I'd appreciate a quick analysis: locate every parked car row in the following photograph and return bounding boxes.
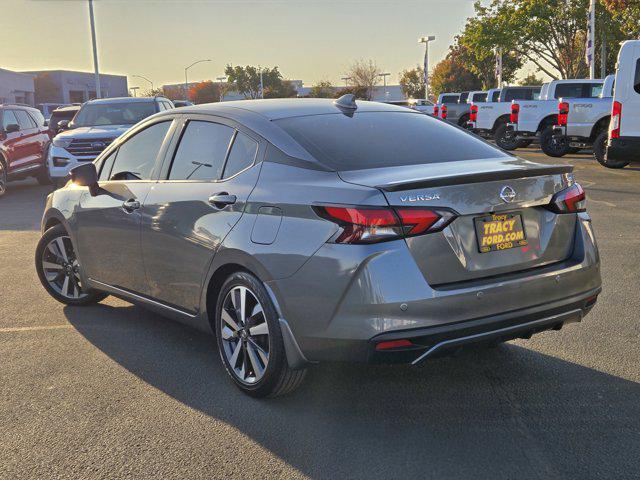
[0,96,176,197]
[434,40,640,169]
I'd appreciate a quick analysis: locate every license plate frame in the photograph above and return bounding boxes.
[474,212,528,253]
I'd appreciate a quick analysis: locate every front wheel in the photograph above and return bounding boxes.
[494,123,520,151]
[35,224,108,305]
[593,131,629,169]
[0,159,7,198]
[540,126,569,157]
[215,271,306,398]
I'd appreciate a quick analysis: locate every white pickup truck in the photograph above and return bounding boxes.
[604,40,640,168]
[506,79,604,152]
[433,92,460,118]
[546,75,615,158]
[467,86,541,149]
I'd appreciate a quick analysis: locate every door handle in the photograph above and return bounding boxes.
[208,193,237,208]
[122,199,141,212]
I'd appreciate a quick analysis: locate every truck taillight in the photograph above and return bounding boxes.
[441,105,447,119]
[470,104,478,122]
[545,184,586,214]
[610,101,622,139]
[433,105,439,116]
[510,103,520,123]
[558,101,569,126]
[313,205,457,244]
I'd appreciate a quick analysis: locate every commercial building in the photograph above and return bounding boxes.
[24,70,128,104]
[0,68,35,105]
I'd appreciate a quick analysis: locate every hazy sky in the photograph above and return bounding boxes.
[3,0,487,89]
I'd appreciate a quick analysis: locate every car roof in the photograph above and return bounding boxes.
[84,97,160,105]
[165,98,416,121]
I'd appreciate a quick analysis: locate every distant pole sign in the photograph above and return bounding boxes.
[586,0,596,79]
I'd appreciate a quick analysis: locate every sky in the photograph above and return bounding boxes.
[3,0,490,90]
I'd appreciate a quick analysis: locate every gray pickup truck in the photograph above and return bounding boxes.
[439,91,487,126]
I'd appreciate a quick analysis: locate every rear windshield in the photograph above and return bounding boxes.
[490,90,501,102]
[503,88,541,102]
[472,93,487,102]
[276,112,508,171]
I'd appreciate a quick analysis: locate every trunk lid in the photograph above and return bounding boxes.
[339,159,577,285]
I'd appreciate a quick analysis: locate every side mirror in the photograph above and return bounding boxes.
[57,120,70,130]
[5,123,20,134]
[70,163,100,196]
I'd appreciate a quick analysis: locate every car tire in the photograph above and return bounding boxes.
[540,126,569,157]
[215,271,306,398]
[35,224,108,305]
[0,157,7,198]
[494,123,520,150]
[593,131,629,169]
[458,114,470,127]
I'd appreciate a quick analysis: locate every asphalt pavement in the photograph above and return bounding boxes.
[1,150,638,479]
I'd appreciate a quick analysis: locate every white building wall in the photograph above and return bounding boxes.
[0,68,35,105]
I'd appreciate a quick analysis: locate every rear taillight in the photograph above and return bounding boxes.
[470,104,478,122]
[610,100,622,139]
[433,105,439,116]
[546,183,586,214]
[558,101,569,126]
[510,103,520,123]
[441,105,448,119]
[314,205,457,244]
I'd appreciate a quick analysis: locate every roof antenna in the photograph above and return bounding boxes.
[333,94,358,111]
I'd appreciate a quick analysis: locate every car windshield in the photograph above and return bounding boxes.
[72,102,156,127]
[276,111,508,171]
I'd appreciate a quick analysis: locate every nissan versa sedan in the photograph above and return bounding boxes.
[35,96,602,397]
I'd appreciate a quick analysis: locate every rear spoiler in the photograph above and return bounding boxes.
[377,164,573,192]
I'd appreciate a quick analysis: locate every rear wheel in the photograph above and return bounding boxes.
[35,224,107,305]
[594,131,629,168]
[540,126,569,157]
[0,158,7,198]
[494,123,520,150]
[215,271,306,398]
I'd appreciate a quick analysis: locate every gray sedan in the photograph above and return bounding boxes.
[35,96,602,397]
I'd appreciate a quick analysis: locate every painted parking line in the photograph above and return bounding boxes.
[0,324,74,333]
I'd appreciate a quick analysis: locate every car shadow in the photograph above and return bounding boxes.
[63,303,639,479]
[0,179,53,232]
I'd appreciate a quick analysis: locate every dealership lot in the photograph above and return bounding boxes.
[1,150,638,479]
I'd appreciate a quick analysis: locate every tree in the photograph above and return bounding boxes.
[308,80,335,98]
[430,46,483,97]
[142,87,164,98]
[344,59,380,100]
[399,66,425,99]
[162,85,185,101]
[189,81,221,104]
[603,0,640,38]
[334,85,369,100]
[519,73,545,85]
[223,65,284,99]
[264,80,298,99]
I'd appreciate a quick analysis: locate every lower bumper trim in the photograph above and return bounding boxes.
[410,309,581,365]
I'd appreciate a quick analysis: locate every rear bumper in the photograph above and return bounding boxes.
[607,136,640,162]
[369,290,598,364]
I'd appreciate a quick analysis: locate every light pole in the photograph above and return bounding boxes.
[419,36,436,100]
[184,59,212,101]
[216,76,227,102]
[129,86,140,97]
[132,74,153,93]
[257,66,264,99]
[341,76,352,87]
[88,0,101,98]
[378,72,390,100]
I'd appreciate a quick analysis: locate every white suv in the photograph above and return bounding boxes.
[48,97,174,183]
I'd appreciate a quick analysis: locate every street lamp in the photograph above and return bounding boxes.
[341,76,352,87]
[88,0,101,99]
[419,35,436,100]
[216,76,227,102]
[129,86,140,97]
[184,59,212,101]
[132,74,153,93]
[378,72,390,100]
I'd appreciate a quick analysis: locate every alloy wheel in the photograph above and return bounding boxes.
[0,161,6,196]
[220,286,270,384]
[41,235,87,300]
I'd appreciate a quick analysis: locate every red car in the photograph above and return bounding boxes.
[0,104,51,197]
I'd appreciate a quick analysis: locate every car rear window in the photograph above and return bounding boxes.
[472,93,487,102]
[276,112,508,171]
[491,90,501,102]
[503,88,541,102]
[441,95,459,104]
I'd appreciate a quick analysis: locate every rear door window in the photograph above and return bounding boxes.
[458,92,469,103]
[634,59,640,94]
[491,90,501,102]
[108,121,172,180]
[2,110,19,130]
[276,111,508,171]
[168,120,234,181]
